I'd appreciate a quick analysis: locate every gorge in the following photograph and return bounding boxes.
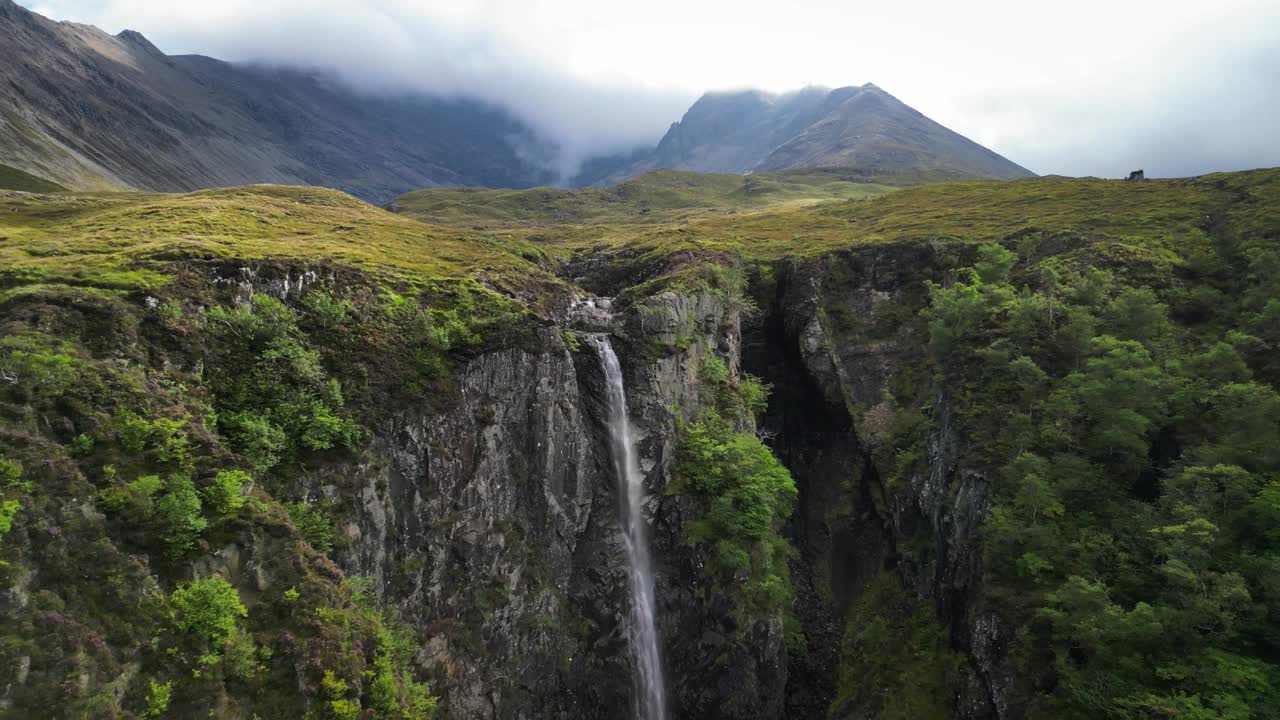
[1,169,1278,719]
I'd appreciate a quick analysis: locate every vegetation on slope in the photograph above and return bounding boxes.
[829,187,1280,717]
[0,185,566,305]
[673,354,795,612]
[922,241,1280,715]
[390,168,1278,311]
[0,184,558,718]
[0,163,65,193]
[390,168,896,228]
[0,281,443,717]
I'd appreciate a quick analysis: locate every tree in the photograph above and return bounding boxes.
[202,470,250,515]
[155,474,207,558]
[171,577,247,647]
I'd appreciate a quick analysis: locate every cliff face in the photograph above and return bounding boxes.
[279,279,789,718]
[747,246,1009,717]
[302,240,1019,719]
[0,246,1016,719]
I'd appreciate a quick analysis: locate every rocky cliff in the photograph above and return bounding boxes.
[4,169,1278,719]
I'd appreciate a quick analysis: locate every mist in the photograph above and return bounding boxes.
[24,0,1280,179]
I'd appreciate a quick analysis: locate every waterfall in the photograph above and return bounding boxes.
[589,334,668,720]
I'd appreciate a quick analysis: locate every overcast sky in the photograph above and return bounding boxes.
[23,0,1280,178]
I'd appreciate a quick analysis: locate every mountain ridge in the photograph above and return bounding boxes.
[575,83,1033,185]
[0,1,1031,203]
[0,0,556,201]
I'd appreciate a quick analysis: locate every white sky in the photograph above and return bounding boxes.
[23,0,1280,177]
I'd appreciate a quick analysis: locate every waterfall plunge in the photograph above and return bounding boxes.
[589,335,668,720]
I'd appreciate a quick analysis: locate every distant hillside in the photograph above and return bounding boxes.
[389,168,898,228]
[577,84,1033,185]
[0,162,65,192]
[0,0,555,202]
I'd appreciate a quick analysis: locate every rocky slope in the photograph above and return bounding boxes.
[1,169,1278,718]
[0,0,555,202]
[575,84,1034,185]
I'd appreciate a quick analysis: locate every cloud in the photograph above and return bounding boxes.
[944,6,1280,177]
[22,0,1280,179]
[27,0,700,177]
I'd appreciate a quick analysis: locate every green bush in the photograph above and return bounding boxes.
[114,414,190,465]
[738,375,771,418]
[206,295,360,473]
[143,680,171,719]
[0,499,18,545]
[0,334,80,399]
[116,414,153,454]
[171,577,247,647]
[202,470,250,515]
[97,473,164,518]
[0,458,22,488]
[285,501,335,553]
[302,290,353,329]
[674,411,796,609]
[154,474,207,559]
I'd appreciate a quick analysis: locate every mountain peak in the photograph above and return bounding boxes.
[115,29,162,55]
[580,83,1033,184]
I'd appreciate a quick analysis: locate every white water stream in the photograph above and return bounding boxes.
[589,334,668,720]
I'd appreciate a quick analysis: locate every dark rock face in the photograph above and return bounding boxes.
[179,250,1017,719]
[272,285,787,718]
[740,245,1018,720]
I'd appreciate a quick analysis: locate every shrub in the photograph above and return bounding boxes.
[738,375,771,418]
[98,474,164,518]
[285,501,335,553]
[302,290,352,329]
[155,474,207,559]
[0,499,18,544]
[116,414,153,454]
[143,680,171,719]
[0,334,80,399]
[224,412,288,473]
[0,458,21,488]
[171,577,247,647]
[114,414,190,465]
[157,300,183,330]
[202,470,250,515]
[674,412,796,609]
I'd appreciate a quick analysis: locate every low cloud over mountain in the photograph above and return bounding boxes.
[17,0,1280,179]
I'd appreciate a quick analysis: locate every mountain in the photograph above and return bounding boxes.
[575,83,1034,185]
[0,0,555,202]
[0,2,1030,202]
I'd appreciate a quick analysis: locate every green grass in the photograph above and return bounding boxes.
[0,184,565,301]
[1,168,1276,308]
[0,163,66,193]
[395,168,1280,271]
[390,168,896,228]
[671,172,1228,260]
[426,168,1275,299]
